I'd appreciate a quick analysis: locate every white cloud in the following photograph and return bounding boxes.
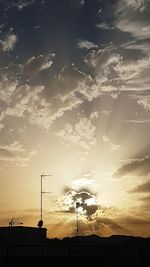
[114,57,150,82]
[0,34,17,52]
[16,1,32,10]
[118,0,146,12]
[69,45,150,104]
[0,77,18,104]
[122,42,150,56]
[77,39,98,50]
[95,23,114,30]
[90,111,99,120]
[116,19,150,40]
[39,61,53,71]
[56,117,96,158]
[0,76,84,131]
[0,141,25,152]
[5,85,45,118]
[102,110,111,116]
[136,96,150,111]
[103,135,121,151]
[9,0,35,11]
[80,0,85,6]
[114,0,149,40]
[123,119,150,123]
[0,141,37,167]
[24,53,55,75]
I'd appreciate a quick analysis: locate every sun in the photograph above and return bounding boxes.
[57,187,99,218]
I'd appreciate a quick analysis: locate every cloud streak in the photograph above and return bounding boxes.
[114,155,150,178]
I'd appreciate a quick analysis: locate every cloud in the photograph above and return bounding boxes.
[90,111,99,120]
[114,0,150,40]
[102,135,121,151]
[95,22,114,30]
[0,34,17,52]
[0,141,37,167]
[136,95,150,111]
[114,57,150,83]
[24,53,55,76]
[84,45,150,94]
[70,0,85,8]
[129,180,150,193]
[56,117,96,158]
[122,41,150,56]
[0,83,53,130]
[0,77,18,104]
[77,39,98,50]
[117,0,146,13]
[0,141,25,153]
[139,195,150,201]
[14,0,35,10]
[116,19,150,40]
[0,70,84,131]
[79,0,85,6]
[0,0,35,12]
[0,123,4,131]
[56,188,99,218]
[114,155,150,177]
[57,64,86,92]
[123,119,150,123]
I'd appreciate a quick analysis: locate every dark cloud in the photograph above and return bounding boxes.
[129,180,150,193]
[114,155,150,177]
[94,216,125,232]
[59,187,99,218]
[139,195,150,202]
[0,148,13,157]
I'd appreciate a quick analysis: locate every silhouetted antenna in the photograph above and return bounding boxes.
[38,174,52,228]
[9,218,23,227]
[37,220,43,228]
[76,201,82,237]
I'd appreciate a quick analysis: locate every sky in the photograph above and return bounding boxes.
[0,0,150,238]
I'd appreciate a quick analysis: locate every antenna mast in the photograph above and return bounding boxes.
[38,174,51,228]
[76,201,82,237]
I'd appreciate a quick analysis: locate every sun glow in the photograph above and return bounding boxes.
[57,187,99,217]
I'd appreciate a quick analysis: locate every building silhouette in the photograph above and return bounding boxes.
[0,226,149,266]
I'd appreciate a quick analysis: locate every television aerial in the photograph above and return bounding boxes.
[37,174,52,228]
[9,218,23,227]
[76,201,83,237]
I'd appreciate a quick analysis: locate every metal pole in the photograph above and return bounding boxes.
[77,209,79,237]
[41,175,43,221]
[40,174,51,223]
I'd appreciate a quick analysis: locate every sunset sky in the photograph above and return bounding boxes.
[0,0,150,238]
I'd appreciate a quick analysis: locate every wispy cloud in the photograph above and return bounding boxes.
[95,22,114,30]
[24,53,55,76]
[0,141,37,167]
[102,135,121,151]
[123,119,150,123]
[114,0,149,40]
[129,180,150,193]
[114,155,150,178]
[56,117,96,159]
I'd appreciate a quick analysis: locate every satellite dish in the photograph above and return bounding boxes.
[37,220,43,228]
